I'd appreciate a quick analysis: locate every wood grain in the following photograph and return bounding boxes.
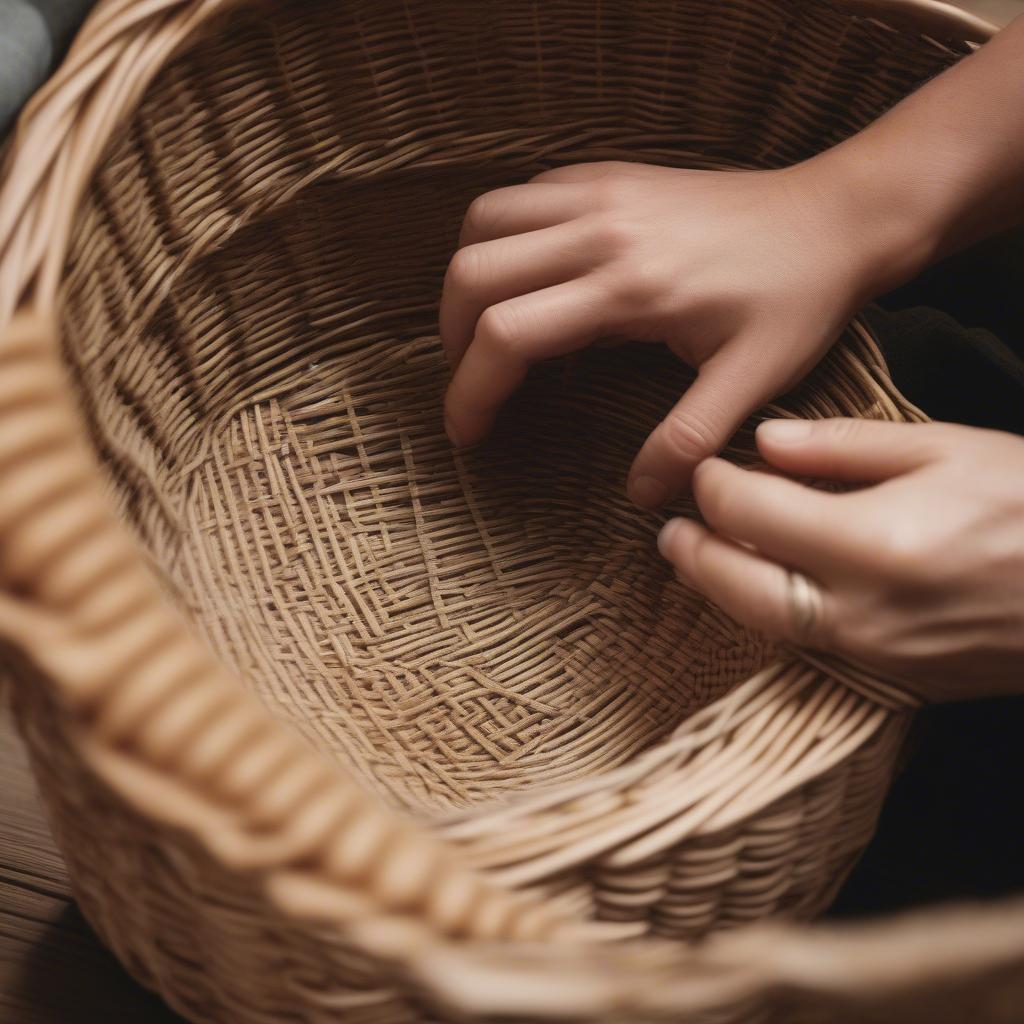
[0,701,183,1024]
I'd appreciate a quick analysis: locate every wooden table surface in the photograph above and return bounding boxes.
[0,702,184,1024]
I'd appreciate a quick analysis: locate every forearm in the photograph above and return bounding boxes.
[807,15,1024,298]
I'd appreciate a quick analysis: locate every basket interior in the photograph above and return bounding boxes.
[56,0,959,815]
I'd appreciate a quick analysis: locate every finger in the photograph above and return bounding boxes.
[691,457,857,574]
[756,418,945,483]
[440,222,598,368]
[626,355,767,508]
[459,183,591,246]
[657,516,835,646]
[444,278,611,447]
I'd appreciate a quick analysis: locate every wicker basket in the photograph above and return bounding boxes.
[2,0,1023,1021]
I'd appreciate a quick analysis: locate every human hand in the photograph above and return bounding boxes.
[657,418,1024,702]
[440,160,885,508]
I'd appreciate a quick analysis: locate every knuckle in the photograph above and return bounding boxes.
[834,596,906,662]
[447,244,485,291]
[692,461,728,515]
[868,529,957,599]
[531,165,576,184]
[837,616,880,662]
[592,214,638,254]
[477,303,524,357]
[872,523,933,577]
[613,259,670,309]
[662,411,718,464]
[463,194,496,235]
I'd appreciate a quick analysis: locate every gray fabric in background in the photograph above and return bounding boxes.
[0,0,97,135]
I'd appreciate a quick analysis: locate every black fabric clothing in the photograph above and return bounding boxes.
[863,303,1024,435]
[830,232,1024,918]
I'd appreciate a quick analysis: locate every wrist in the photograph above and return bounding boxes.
[790,141,952,303]
[782,16,1024,307]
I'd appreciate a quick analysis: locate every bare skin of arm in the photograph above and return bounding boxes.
[439,17,1024,700]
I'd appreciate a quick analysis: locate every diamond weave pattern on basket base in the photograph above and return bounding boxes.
[54,0,957,822]
[67,175,772,813]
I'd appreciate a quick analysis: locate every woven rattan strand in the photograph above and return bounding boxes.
[1,1,1023,1022]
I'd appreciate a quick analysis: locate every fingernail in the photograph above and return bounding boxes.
[445,414,464,448]
[758,419,812,444]
[657,517,684,558]
[629,474,670,509]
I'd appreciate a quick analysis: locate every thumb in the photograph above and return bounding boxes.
[627,358,765,508]
[756,417,943,483]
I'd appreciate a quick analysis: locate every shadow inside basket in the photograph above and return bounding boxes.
[62,168,784,816]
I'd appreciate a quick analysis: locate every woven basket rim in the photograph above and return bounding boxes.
[2,2,1021,1020]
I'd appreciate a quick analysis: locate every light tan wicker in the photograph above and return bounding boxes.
[1,0,1022,1021]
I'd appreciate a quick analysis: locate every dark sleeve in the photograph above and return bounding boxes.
[863,302,1024,436]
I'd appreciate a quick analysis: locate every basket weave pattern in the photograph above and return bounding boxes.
[53,0,941,929]
[4,1,1022,1022]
